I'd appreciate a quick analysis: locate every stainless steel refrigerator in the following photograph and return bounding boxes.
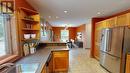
[100,27,130,73]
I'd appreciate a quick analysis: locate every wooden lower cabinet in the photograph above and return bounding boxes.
[41,50,69,73]
[53,51,69,72]
[126,54,130,73]
[94,45,100,60]
[48,54,53,73]
[42,66,47,73]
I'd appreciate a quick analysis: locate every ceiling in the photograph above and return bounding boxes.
[26,0,130,27]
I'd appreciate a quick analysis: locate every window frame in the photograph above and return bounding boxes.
[0,5,19,64]
[60,30,69,42]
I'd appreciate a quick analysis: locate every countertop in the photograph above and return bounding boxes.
[16,46,69,73]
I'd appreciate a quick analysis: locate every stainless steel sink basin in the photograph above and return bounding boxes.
[0,63,39,73]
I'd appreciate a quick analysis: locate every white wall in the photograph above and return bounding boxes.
[85,23,92,48]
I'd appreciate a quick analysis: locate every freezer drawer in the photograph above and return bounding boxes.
[100,51,121,73]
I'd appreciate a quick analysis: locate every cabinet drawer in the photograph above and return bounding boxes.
[53,51,68,57]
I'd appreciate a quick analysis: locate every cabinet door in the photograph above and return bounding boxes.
[48,55,53,73]
[127,13,130,27]
[126,55,130,73]
[106,17,117,28]
[95,28,101,43]
[102,20,107,28]
[97,21,107,29]
[117,14,129,27]
[94,45,100,60]
[53,51,69,72]
[94,23,101,60]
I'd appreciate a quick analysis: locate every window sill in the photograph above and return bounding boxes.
[0,55,20,64]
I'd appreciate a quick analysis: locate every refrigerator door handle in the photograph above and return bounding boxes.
[101,34,104,42]
[106,31,110,52]
[108,30,112,52]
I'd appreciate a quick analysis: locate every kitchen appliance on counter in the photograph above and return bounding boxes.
[100,27,130,73]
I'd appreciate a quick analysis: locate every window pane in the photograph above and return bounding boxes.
[0,15,6,56]
[0,4,18,58]
[61,30,69,42]
[0,14,13,57]
[61,30,69,36]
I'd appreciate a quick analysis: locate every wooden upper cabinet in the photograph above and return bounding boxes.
[95,22,100,30]
[96,20,106,29]
[127,13,130,27]
[96,13,130,29]
[117,13,130,27]
[95,23,101,43]
[101,20,107,28]
[106,17,117,28]
[126,54,130,73]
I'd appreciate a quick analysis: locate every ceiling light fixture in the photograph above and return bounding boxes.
[97,12,101,15]
[48,16,51,18]
[64,10,68,13]
[56,16,59,19]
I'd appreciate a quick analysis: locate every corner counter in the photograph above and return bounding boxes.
[16,46,69,73]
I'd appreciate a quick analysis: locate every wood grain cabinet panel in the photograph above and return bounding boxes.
[42,66,47,73]
[117,13,129,27]
[127,13,130,27]
[41,50,69,73]
[102,20,107,28]
[96,21,106,29]
[106,17,117,28]
[53,51,69,72]
[94,45,100,60]
[126,54,130,73]
[94,23,102,60]
[48,55,53,73]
